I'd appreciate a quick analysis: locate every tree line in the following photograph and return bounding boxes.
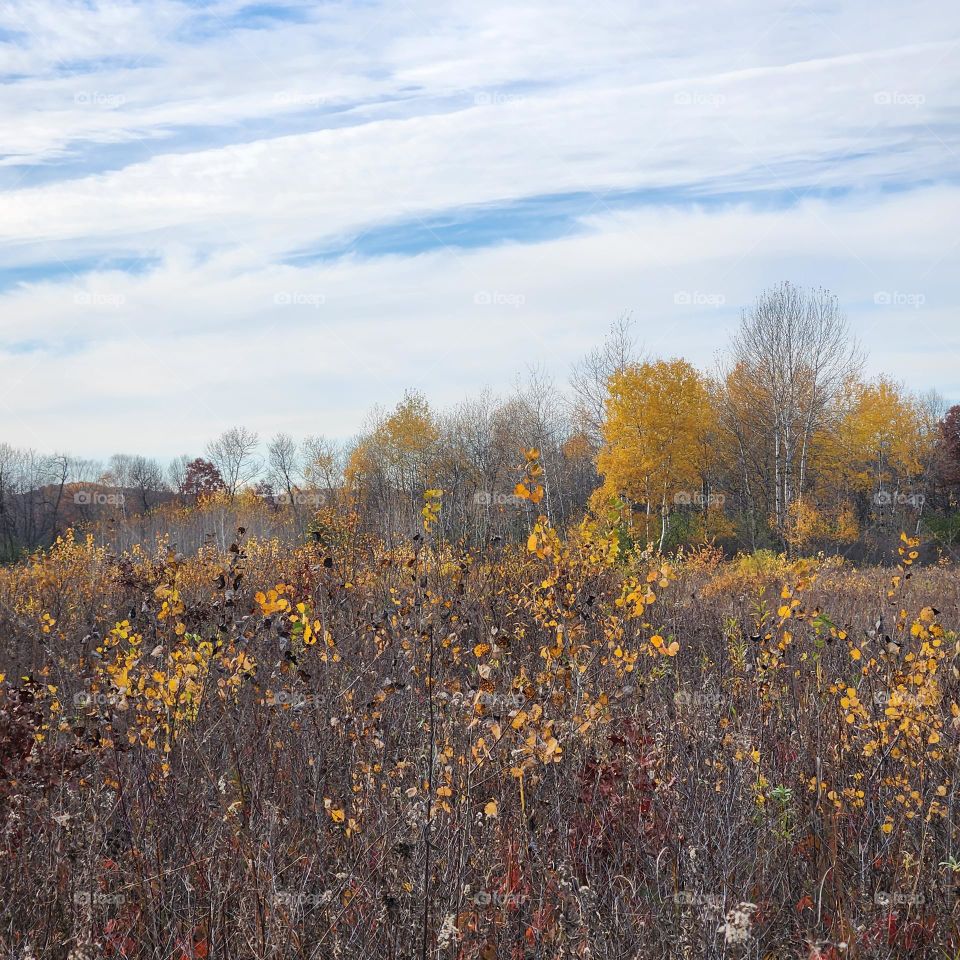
[1,282,958,560]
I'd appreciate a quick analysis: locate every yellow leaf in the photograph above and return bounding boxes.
[483,799,498,817]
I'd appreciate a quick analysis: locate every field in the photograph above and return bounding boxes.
[1,507,958,960]
[2,0,958,955]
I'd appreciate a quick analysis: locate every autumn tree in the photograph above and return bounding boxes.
[934,404,960,499]
[817,378,931,530]
[181,458,226,499]
[345,392,439,538]
[597,358,716,551]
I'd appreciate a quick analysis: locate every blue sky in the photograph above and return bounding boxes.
[0,0,958,458]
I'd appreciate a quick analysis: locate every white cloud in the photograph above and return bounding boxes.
[0,0,957,457]
[2,185,958,457]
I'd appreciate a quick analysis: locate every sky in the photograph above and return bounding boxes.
[0,0,958,460]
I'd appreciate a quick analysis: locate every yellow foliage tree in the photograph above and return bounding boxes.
[817,377,929,520]
[345,391,439,526]
[597,359,716,551]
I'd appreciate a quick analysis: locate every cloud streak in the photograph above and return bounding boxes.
[0,0,957,455]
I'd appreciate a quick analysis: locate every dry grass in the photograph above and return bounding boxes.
[0,517,958,959]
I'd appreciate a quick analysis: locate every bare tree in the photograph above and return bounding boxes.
[302,435,343,495]
[267,432,302,507]
[167,455,191,495]
[721,282,863,547]
[68,458,105,485]
[0,445,72,557]
[104,454,166,511]
[206,427,262,498]
[104,453,136,489]
[918,388,948,432]
[569,314,642,444]
[128,456,167,511]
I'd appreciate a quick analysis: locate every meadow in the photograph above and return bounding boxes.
[2,0,956,949]
[0,491,957,959]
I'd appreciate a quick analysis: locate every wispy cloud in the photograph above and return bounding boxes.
[1,0,958,455]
